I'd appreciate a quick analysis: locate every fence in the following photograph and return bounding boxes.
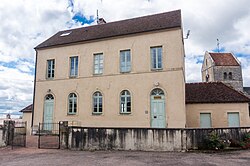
[0,121,26,148]
[59,126,250,151]
[38,123,60,149]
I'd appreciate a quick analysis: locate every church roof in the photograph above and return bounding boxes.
[209,52,240,66]
[19,104,33,113]
[35,10,181,49]
[186,82,250,104]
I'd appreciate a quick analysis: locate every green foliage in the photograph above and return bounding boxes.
[240,132,250,149]
[204,132,230,150]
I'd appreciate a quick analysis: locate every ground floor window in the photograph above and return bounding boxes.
[68,93,77,114]
[93,91,103,114]
[120,90,131,113]
[200,113,211,128]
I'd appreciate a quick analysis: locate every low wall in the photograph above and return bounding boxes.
[60,126,250,151]
[66,128,185,151]
[0,126,6,147]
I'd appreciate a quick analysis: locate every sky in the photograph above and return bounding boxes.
[0,0,250,118]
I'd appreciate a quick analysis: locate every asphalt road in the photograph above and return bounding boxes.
[0,146,250,166]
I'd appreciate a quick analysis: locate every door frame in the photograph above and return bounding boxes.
[43,94,55,130]
[150,88,166,128]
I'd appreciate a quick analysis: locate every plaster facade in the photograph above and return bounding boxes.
[33,29,186,128]
[186,103,250,128]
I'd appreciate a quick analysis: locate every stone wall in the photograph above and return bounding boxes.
[60,126,250,151]
[213,66,243,91]
[0,126,6,147]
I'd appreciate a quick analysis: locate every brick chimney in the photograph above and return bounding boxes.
[98,18,106,25]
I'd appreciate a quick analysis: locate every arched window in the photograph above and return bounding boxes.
[45,94,54,100]
[224,72,227,80]
[68,93,77,114]
[206,74,209,82]
[151,88,164,96]
[229,72,232,80]
[120,90,131,113]
[93,92,103,113]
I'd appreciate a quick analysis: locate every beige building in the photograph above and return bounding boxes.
[186,82,250,128]
[20,104,32,135]
[32,10,186,129]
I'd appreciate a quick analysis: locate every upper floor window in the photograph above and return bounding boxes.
[93,91,103,114]
[120,90,131,114]
[224,72,227,80]
[229,72,232,80]
[94,53,103,74]
[151,46,162,70]
[47,59,55,79]
[68,93,77,114]
[70,56,78,77]
[120,50,131,72]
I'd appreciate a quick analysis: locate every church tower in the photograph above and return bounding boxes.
[201,51,243,92]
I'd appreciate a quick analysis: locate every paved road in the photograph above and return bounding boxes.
[0,146,250,166]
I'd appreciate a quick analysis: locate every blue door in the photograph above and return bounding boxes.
[150,89,166,128]
[43,94,54,130]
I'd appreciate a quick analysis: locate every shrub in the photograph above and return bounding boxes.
[240,132,250,149]
[204,132,230,150]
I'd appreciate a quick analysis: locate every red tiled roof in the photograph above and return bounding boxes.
[35,10,181,49]
[186,82,250,104]
[19,104,33,113]
[209,52,239,66]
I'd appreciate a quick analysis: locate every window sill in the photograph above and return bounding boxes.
[151,68,163,71]
[120,71,131,74]
[46,78,54,80]
[93,73,103,76]
[67,113,77,116]
[69,76,78,79]
[92,112,103,115]
[120,112,131,115]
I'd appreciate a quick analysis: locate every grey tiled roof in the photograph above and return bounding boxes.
[35,10,181,49]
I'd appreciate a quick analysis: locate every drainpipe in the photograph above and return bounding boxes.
[31,49,38,131]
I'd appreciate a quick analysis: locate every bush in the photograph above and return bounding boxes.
[204,132,230,150]
[240,132,250,149]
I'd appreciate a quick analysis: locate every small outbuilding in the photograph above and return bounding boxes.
[186,82,250,128]
[20,104,32,135]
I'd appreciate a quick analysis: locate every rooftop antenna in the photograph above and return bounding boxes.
[97,10,99,24]
[184,30,190,39]
[217,39,220,53]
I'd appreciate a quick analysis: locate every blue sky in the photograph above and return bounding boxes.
[0,0,250,118]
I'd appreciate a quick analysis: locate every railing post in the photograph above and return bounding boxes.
[38,123,40,149]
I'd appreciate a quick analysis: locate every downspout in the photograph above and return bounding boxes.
[31,49,38,131]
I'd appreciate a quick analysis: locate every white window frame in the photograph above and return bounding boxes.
[120,90,131,114]
[120,50,131,73]
[70,56,78,77]
[68,93,77,115]
[47,59,55,79]
[93,53,103,74]
[93,92,103,114]
[151,46,163,70]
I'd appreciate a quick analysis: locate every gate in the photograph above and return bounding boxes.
[4,121,27,148]
[38,123,60,149]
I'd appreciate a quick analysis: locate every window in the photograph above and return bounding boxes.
[120,50,131,72]
[200,113,211,128]
[68,93,77,114]
[120,90,131,113]
[70,56,78,77]
[206,74,209,82]
[47,59,55,79]
[151,46,162,70]
[229,72,232,80]
[223,72,227,80]
[94,53,103,74]
[227,112,240,127]
[93,92,103,114]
